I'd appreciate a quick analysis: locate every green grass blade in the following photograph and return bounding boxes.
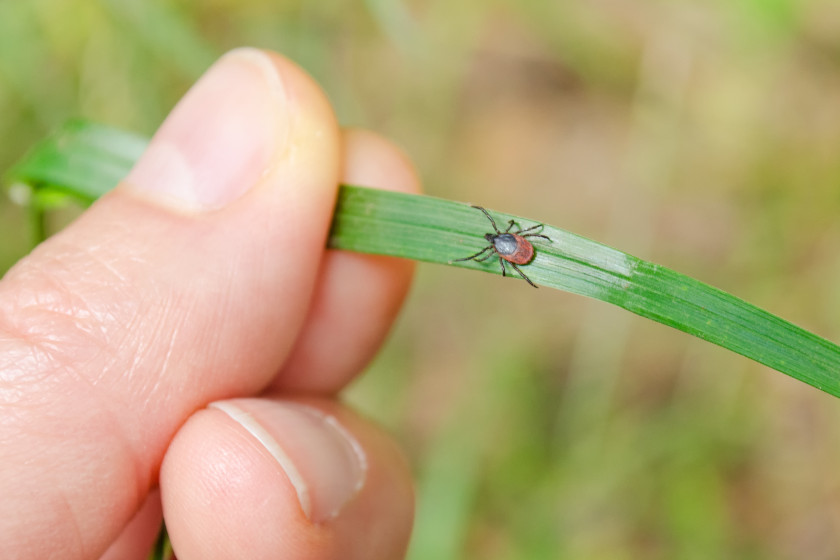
[7,120,840,399]
[7,119,148,204]
[333,187,840,397]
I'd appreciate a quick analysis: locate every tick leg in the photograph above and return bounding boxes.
[505,219,519,233]
[511,263,538,288]
[499,257,508,277]
[522,233,552,242]
[475,250,498,262]
[452,245,493,262]
[472,205,502,234]
[517,223,544,235]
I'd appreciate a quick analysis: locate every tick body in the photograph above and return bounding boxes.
[452,205,552,288]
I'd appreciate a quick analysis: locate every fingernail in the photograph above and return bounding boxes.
[125,48,286,210]
[210,399,368,523]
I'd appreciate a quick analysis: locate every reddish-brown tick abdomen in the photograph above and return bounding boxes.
[506,234,535,264]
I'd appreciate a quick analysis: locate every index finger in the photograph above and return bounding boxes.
[271,129,422,393]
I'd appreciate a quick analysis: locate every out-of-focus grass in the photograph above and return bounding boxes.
[4,1,840,558]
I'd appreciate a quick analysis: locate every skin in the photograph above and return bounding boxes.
[0,50,417,559]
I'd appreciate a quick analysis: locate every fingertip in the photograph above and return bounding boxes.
[275,129,422,392]
[342,128,422,196]
[161,398,413,560]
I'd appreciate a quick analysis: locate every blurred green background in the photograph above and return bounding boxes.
[4,1,840,558]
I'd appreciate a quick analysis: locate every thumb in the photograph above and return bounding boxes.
[0,48,340,558]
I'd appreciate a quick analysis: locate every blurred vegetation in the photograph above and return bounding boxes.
[4,1,840,558]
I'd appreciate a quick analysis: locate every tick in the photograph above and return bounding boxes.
[452,205,552,288]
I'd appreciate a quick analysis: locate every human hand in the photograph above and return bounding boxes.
[0,48,417,559]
